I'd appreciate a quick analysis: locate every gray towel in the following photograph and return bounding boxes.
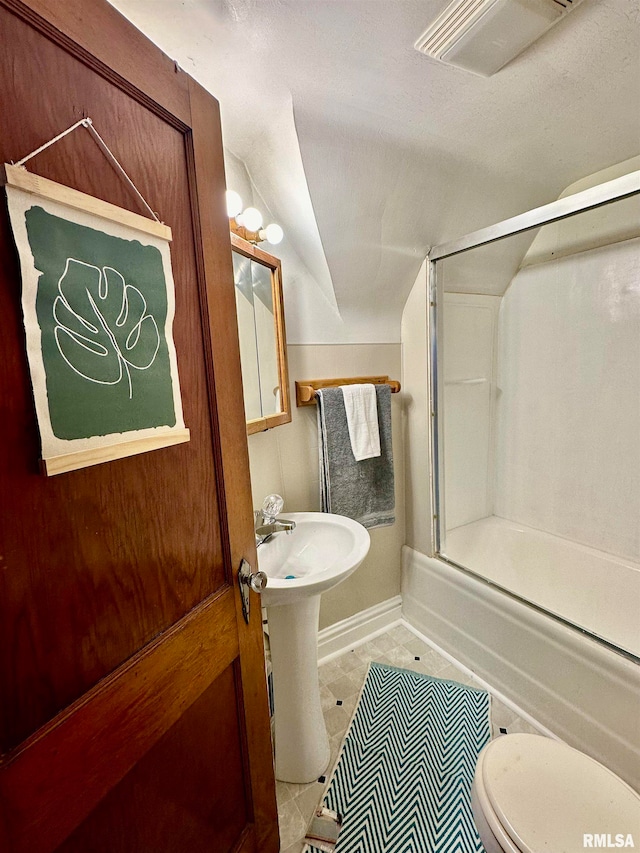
[317,385,395,529]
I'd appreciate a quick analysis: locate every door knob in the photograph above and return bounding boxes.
[238,558,267,623]
[248,570,267,593]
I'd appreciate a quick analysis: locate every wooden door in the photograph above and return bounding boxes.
[0,2,279,851]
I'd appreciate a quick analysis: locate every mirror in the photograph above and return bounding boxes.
[231,234,291,434]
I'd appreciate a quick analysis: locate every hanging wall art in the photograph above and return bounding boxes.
[4,162,189,475]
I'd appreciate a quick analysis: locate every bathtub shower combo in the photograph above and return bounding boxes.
[403,168,640,789]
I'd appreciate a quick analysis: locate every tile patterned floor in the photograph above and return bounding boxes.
[276,623,543,853]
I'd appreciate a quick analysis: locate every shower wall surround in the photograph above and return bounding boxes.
[443,293,500,530]
[495,237,640,562]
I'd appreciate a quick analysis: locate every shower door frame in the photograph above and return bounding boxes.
[426,169,640,662]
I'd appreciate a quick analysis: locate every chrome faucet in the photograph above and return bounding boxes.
[254,494,296,548]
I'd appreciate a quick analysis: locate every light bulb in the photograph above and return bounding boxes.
[226,190,243,218]
[262,223,284,245]
[242,207,263,232]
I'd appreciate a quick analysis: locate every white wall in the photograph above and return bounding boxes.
[495,237,640,562]
[522,155,640,268]
[223,149,351,345]
[249,343,405,630]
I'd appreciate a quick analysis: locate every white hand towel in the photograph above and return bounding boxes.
[341,384,381,461]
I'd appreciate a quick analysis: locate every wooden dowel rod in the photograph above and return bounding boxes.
[301,382,402,400]
[295,377,401,407]
[298,385,315,403]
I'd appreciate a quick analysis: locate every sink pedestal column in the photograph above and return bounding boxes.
[267,595,330,783]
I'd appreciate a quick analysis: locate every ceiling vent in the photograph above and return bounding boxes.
[415,0,584,77]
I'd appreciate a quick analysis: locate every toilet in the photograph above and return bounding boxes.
[471,734,640,852]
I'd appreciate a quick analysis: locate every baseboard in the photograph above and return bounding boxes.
[402,620,559,741]
[318,595,554,741]
[317,595,403,663]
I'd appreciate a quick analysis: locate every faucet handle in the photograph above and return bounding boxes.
[261,493,284,523]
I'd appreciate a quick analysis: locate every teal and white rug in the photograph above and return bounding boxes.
[306,663,491,853]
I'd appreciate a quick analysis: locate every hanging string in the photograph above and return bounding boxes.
[13,117,161,222]
[14,118,87,168]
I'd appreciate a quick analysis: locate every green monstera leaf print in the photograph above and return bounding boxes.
[53,259,161,400]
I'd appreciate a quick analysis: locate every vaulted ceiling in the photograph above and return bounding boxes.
[109,0,640,341]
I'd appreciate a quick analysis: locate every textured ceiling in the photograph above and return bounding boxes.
[108,0,640,341]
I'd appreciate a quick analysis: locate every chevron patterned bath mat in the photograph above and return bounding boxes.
[307,663,491,853]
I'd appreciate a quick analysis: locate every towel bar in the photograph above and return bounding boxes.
[295,376,401,407]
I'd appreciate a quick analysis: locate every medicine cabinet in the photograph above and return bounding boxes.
[231,234,291,434]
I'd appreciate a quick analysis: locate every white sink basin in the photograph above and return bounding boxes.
[257,511,370,784]
[258,512,370,607]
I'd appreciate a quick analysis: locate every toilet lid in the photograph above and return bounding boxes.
[481,734,640,853]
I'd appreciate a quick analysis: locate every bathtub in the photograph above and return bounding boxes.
[443,515,640,658]
[401,519,640,789]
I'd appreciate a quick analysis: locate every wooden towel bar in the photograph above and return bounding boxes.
[295,376,401,407]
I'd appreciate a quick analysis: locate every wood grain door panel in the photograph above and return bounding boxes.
[57,663,250,853]
[1,590,242,853]
[0,4,225,750]
[0,1,278,850]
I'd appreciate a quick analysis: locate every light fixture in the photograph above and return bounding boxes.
[227,190,284,247]
[259,223,284,245]
[226,189,243,218]
[240,207,263,232]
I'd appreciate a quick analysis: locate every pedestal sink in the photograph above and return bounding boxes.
[258,512,370,783]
